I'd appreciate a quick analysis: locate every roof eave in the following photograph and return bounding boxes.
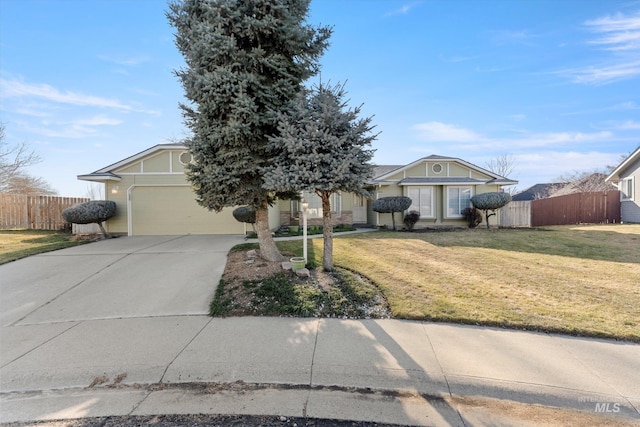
[605,146,640,183]
[93,143,187,174]
[77,174,122,183]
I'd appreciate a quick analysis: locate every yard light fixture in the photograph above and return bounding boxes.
[111,186,120,195]
[301,199,309,262]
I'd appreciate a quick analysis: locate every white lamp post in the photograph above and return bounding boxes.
[301,199,309,262]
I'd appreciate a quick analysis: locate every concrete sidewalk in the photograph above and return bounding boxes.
[2,316,639,425]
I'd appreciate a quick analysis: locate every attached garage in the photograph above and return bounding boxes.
[128,185,245,236]
[77,144,251,236]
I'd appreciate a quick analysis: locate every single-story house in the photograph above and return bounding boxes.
[78,144,251,236]
[78,145,517,235]
[366,155,517,228]
[605,146,640,223]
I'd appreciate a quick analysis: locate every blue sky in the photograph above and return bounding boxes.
[1,0,639,197]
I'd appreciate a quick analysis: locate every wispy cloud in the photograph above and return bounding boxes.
[556,60,640,85]
[585,11,640,51]
[597,119,640,130]
[28,115,122,139]
[557,10,640,85]
[410,121,614,150]
[0,78,133,110]
[411,121,484,142]
[14,107,51,117]
[490,29,539,47]
[516,151,622,176]
[97,54,151,66]
[385,1,421,17]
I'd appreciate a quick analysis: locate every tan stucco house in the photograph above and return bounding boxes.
[606,146,640,223]
[79,145,517,235]
[369,155,517,228]
[78,144,253,236]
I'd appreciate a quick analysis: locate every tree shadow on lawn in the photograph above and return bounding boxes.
[342,226,640,264]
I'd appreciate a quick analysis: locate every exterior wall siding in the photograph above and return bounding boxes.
[405,164,425,177]
[619,157,640,223]
[142,151,171,172]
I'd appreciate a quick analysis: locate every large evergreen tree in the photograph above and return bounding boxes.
[263,82,377,271]
[167,0,331,261]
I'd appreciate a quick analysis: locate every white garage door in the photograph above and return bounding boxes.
[129,186,245,235]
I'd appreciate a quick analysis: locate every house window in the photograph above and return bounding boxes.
[447,186,472,217]
[301,191,342,219]
[407,186,434,217]
[621,177,634,201]
[432,163,443,174]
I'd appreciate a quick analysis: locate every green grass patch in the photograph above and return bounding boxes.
[0,229,91,264]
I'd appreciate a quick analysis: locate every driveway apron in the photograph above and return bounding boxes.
[0,235,244,326]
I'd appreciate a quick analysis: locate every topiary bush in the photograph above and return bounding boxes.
[470,192,512,229]
[403,210,420,231]
[232,206,256,235]
[372,196,412,230]
[462,207,482,228]
[232,206,256,224]
[62,200,116,238]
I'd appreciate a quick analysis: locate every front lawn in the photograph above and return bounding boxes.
[322,224,640,341]
[215,224,639,341]
[0,230,91,264]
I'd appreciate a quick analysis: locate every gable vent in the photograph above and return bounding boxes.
[179,151,193,165]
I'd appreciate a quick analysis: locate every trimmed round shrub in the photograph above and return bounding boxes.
[62,200,116,224]
[232,206,256,224]
[62,200,116,238]
[372,196,412,231]
[470,192,512,229]
[470,192,512,210]
[371,196,412,213]
[403,210,420,231]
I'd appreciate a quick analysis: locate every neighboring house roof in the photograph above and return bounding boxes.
[512,183,561,201]
[551,172,616,196]
[606,146,640,183]
[372,154,518,186]
[78,143,186,182]
[372,165,403,178]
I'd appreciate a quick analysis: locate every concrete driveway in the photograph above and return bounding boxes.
[0,235,245,327]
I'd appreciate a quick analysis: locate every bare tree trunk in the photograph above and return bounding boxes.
[96,222,110,239]
[321,191,333,271]
[255,203,284,262]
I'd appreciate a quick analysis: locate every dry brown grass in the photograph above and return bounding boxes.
[308,224,640,341]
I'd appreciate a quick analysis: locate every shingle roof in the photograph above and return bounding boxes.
[372,165,403,178]
[512,183,560,201]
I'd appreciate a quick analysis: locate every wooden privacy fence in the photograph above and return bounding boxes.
[499,191,621,227]
[0,194,89,230]
[531,191,620,227]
